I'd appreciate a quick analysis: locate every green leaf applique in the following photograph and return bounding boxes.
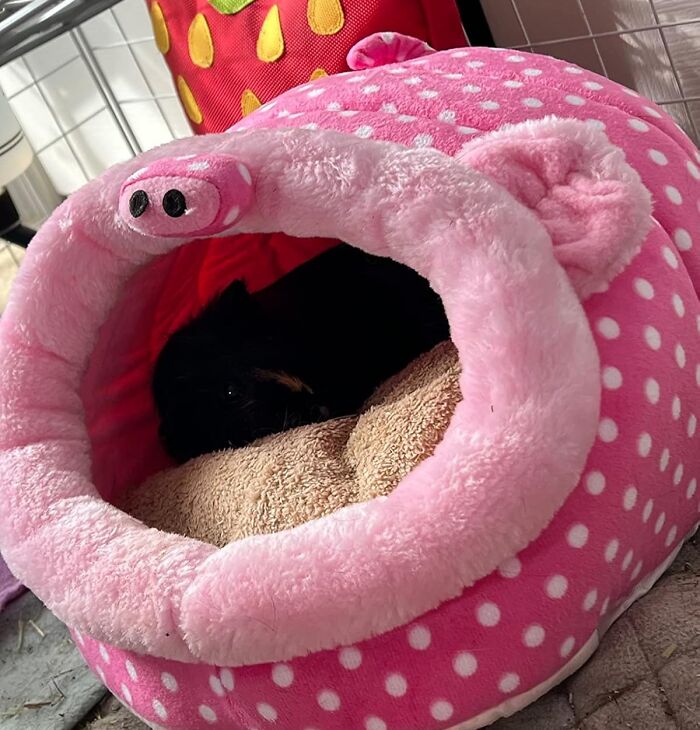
[208,0,256,14]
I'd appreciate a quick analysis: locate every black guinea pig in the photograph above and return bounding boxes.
[152,244,449,463]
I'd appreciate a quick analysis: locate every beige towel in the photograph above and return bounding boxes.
[121,341,461,546]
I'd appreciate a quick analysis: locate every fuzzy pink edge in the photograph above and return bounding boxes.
[0,124,640,665]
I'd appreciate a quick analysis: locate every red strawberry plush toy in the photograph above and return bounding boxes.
[148,0,469,133]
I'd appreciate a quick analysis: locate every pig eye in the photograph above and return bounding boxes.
[162,189,187,218]
[129,190,149,218]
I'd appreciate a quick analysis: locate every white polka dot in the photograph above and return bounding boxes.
[397,114,416,123]
[643,499,654,523]
[602,366,623,390]
[412,134,433,148]
[631,560,644,581]
[463,84,481,93]
[503,80,524,88]
[467,60,485,68]
[188,160,210,172]
[418,89,439,99]
[597,317,620,339]
[499,673,520,693]
[220,669,234,692]
[161,673,178,692]
[523,624,545,647]
[223,205,240,226]
[380,32,395,43]
[660,448,670,472]
[672,294,685,317]
[598,418,618,442]
[385,673,408,697]
[649,149,669,165]
[453,652,478,677]
[300,123,319,131]
[565,95,586,106]
[644,105,662,118]
[672,396,682,420]
[361,85,380,95]
[355,125,374,138]
[476,602,501,626]
[623,486,638,511]
[125,660,137,681]
[605,539,620,563]
[408,625,431,650]
[583,80,604,90]
[655,512,666,534]
[120,683,132,705]
[199,705,217,724]
[628,119,649,132]
[276,109,291,118]
[622,549,634,571]
[687,160,700,179]
[567,523,590,548]
[586,471,605,496]
[645,378,660,405]
[688,415,697,438]
[674,228,693,251]
[676,343,687,368]
[546,575,568,599]
[498,556,522,578]
[665,525,678,547]
[583,589,598,611]
[380,102,397,114]
[638,432,652,457]
[236,162,252,185]
[686,478,697,499]
[674,463,684,485]
[564,66,584,74]
[506,54,526,62]
[431,700,454,721]
[458,126,478,135]
[438,110,456,123]
[99,644,110,663]
[388,67,408,74]
[209,675,224,697]
[257,702,278,721]
[665,186,683,205]
[634,278,655,299]
[523,68,542,76]
[451,51,469,58]
[644,326,662,351]
[317,690,341,712]
[600,597,611,615]
[365,718,387,730]
[404,76,422,85]
[480,100,500,111]
[153,699,167,720]
[560,637,576,658]
[326,101,342,111]
[586,119,606,130]
[272,664,294,687]
[339,646,362,670]
[523,97,544,108]
[663,247,680,269]
[346,75,367,84]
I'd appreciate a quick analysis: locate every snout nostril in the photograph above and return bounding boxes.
[162,189,187,218]
[129,190,149,218]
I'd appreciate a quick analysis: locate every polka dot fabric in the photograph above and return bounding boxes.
[75,41,700,730]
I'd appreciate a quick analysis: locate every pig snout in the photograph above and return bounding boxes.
[118,154,254,238]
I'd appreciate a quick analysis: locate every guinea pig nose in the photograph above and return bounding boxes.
[162,189,187,218]
[129,190,149,218]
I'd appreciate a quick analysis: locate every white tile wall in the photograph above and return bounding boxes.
[0,0,191,197]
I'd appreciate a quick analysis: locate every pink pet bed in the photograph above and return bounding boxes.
[1,34,699,730]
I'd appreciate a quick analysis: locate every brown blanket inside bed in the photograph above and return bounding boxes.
[122,341,461,546]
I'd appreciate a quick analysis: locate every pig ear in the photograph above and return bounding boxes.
[457,117,652,299]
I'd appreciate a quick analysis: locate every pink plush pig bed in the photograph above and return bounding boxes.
[1,33,699,730]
